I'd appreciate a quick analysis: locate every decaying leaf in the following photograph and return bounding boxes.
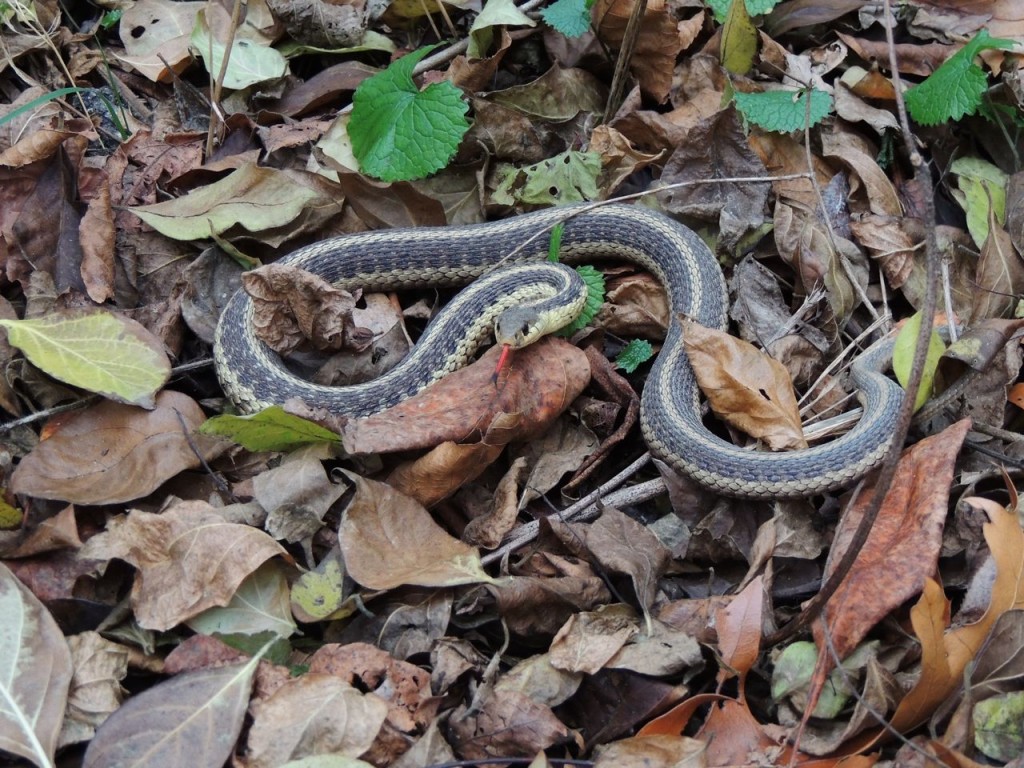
[78,501,287,630]
[83,655,260,767]
[0,562,74,767]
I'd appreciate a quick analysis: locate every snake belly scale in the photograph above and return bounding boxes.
[214,204,903,498]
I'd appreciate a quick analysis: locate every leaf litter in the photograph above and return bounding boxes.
[1,0,1024,766]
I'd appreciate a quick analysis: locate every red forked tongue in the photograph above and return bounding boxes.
[492,344,513,382]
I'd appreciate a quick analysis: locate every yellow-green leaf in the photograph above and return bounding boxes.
[892,312,946,412]
[721,0,757,76]
[0,310,170,408]
[129,164,323,241]
[200,405,342,452]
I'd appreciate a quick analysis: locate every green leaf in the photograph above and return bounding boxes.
[348,45,470,182]
[469,0,536,57]
[905,30,1016,126]
[519,150,602,204]
[541,0,592,38]
[186,562,296,639]
[562,265,605,334]
[733,88,832,133]
[706,0,781,23]
[200,405,342,452]
[616,339,654,373]
[950,156,1008,247]
[0,310,170,408]
[721,0,757,76]
[892,312,946,412]
[190,11,287,90]
[0,87,87,128]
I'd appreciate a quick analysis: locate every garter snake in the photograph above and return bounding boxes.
[214,204,903,498]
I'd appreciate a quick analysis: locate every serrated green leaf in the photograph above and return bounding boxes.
[616,339,654,373]
[519,150,601,204]
[541,0,591,38]
[562,265,605,334]
[200,405,341,452]
[706,0,781,23]
[905,30,1016,126]
[0,310,170,408]
[190,11,287,89]
[892,312,946,412]
[349,45,470,182]
[733,88,832,133]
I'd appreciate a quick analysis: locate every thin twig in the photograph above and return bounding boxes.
[481,453,655,565]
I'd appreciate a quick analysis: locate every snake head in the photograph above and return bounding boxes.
[494,307,546,349]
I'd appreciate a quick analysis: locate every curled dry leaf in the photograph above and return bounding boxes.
[339,472,492,590]
[447,685,572,760]
[78,500,287,631]
[60,632,130,748]
[682,320,807,450]
[342,337,591,455]
[244,263,357,355]
[11,390,219,505]
[0,562,73,767]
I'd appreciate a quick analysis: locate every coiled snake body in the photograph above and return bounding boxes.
[214,204,902,497]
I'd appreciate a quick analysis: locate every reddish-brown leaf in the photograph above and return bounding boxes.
[342,337,590,455]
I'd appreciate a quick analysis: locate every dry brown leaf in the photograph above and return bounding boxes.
[447,685,572,759]
[550,509,672,620]
[715,575,764,686]
[60,632,129,749]
[460,455,528,548]
[84,657,258,768]
[889,497,1024,732]
[590,124,665,195]
[593,733,707,766]
[386,439,505,510]
[0,561,74,766]
[245,674,389,768]
[812,419,970,665]
[682,320,807,450]
[594,0,684,103]
[0,504,81,558]
[550,605,638,675]
[78,500,286,631]
[820,127,901,217]
[849,213,920,288]
[488,573,612,636]
[11,390,219,505]
[0,128,79,167]
[79,175,116,304]
[338,472,491,590]
[342,337,591,455]
[309,643,437,735]
[971,221,1024,323]
[243,262,357,355]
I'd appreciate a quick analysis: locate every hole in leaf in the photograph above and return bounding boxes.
[131,25,146,37]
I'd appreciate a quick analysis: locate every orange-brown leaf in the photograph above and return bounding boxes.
[342,337,590,455]
[682,320,807,449]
